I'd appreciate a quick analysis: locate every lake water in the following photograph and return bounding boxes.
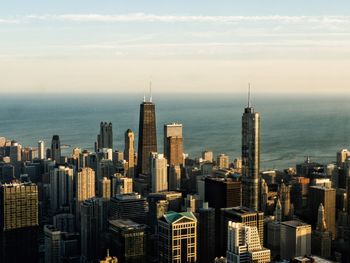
[1,93,349,170]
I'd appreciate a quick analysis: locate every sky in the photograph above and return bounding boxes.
[1,0,350,94]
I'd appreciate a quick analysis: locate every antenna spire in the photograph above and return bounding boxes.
[248,83,251,108]
[149,81,153,102]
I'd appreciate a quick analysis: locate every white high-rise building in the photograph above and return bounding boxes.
[150,153,168,192]
[227,221,270,263]
[38,140,45,159]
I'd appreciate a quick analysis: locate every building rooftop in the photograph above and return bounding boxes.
[161,211,196,224]
[281,220,311,228]
[109,219,146,230]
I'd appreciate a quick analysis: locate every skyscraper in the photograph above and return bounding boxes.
[198,202,216,263]
[124,129,135,178]
[308,185,336,239]
[76,167,96,223]
[226,222,270,263]
[81,198,103,262]
[97,122,113,150]
[241,89,260,211]
[38,140,45,159]
[51,135,61,163]
[98,177,111,199]
[280,220,311,260]
[0,183,39,262]
[158,211,197,263]
[311,203,332,259]
[109,219,147,263]
[137,97,157,176]
[217,154,229,169]
[150,153,168,193]
[164,123,184,166]
[50,165,74,214]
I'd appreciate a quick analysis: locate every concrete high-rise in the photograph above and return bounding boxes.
[198,202,216,263]
[38,140,45,159]
[221,206,264,257]
[241,94,260,211]
[44,225,62,263]
[124,129,135,178]
[51,135,61,163]
[158,211,197,263]
[137,97,157,176]
[150,153,168,193]
[98,177,111,199]
[217,154,229,169]
[226,221,270,263]
[280,220,311,260]
[50,165,74,213]
[76,168,96,223]
[109,219,147,263]
[164,123,184,166]
[0,183,39,262]
[205,178,242,256]
[97,122,113,150]
[311,203,332,259]
[308,185,336,239]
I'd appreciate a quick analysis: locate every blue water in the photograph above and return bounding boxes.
[1,93,350,170]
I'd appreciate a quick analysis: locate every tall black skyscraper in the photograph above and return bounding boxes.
[51,135,61,163]
[241,88,260,211]
[97,122,113,150]
[137,96,157,176]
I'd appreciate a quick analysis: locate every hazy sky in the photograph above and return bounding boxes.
[1,0,350,94]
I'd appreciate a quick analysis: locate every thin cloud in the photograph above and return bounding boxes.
[5,13,350,25]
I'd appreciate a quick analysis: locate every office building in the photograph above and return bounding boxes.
[308,186,336,239]
[97,122,113,150]
[137,97,157,176]
[124,129,135,178]
[112,175,133,195]
[44,225,62,263]
[0,183,39,262]
[169,164,181,191]
[51,135,61,163]
[266,199,282,257]
[226,221,270,263]
[109,219,147,263]
[53,213,75,232]
[280,220,311,260]
[217,154,230,169]
[158,211,197,263]
[337,149,350,167]
[50,165,74,214]
[81,198,107,262]
[150,153,168,193]
[148,191,183,212]
[98,177,111,199]
[221,206,264,257]
[164,123,184,166]
[38,140,45,160]
[241,93,260,211]
[110,193,148,224]
[279,183,291,220]
[202,150,214,163]
[198,202,216,263]
[76,168,96,223]
[311,203,331,259]
[205,178,242,255]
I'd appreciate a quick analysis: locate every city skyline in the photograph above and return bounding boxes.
[1,1,350,94]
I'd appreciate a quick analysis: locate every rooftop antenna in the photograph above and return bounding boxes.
[143,91,146,102]
[248,83,251,108]
[149,80,153,103]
